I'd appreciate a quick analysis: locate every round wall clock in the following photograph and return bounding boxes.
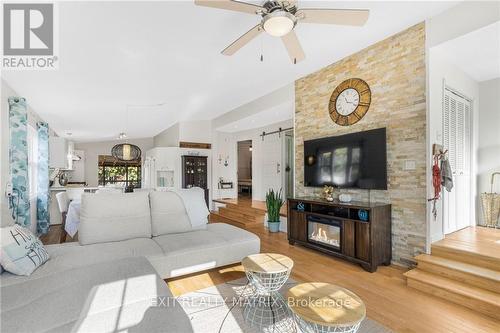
[329,78,371,126]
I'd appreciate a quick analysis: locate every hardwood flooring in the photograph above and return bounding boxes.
[42,225,500,332]
[167,226,500,333]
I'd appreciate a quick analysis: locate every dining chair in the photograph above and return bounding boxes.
[66,188,85,201]
[55,192,70,243]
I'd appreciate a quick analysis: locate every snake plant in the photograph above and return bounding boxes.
[266,188,284,222]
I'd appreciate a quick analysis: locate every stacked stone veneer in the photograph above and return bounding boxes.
[294,23,426,266]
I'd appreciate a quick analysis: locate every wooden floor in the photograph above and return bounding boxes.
[42,225,500,332]
[433,226,500,261]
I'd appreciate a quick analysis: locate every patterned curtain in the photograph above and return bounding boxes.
[8,97,30,227]
[37,122,50,234]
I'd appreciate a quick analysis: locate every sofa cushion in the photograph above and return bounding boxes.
[0,257,193,333]
[150,223,260,278]
[0,238,163,287]
[150,191,194,236]
[79,192,152,245]
[0,225,49,276]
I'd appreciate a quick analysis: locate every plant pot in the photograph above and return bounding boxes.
[268,221,281,233]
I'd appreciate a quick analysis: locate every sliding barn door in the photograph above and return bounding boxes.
[442,87,472,234]
[261,134,282,198]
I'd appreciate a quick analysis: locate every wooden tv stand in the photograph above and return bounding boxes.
[287,197,391,272]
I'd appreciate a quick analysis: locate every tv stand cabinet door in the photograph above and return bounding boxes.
[355,222,370,262]
[342,220,355,257]
[289,210,307,243]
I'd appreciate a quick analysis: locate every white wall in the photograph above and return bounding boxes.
[427,48,480,243]
[153,120,212,148]
[153,123,179,147]
[478,78,500,224]
[179,120,212,143]
[74,138,154,187]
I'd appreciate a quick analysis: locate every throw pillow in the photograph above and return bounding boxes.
[0,224,49,276]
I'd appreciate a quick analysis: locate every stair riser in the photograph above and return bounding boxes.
[417,261,500,294]
[223,204,266,216]
[407,278,500,321]
[218,208,264,224]
[431,247,500,271]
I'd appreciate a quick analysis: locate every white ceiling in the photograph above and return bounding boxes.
[2,1,458,142]
[432,21,500,82]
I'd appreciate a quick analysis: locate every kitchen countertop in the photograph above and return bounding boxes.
[50,186,99,191]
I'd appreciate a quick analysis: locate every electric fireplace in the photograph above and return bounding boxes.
[307,215,341,251]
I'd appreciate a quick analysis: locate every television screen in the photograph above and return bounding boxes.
[304,128,387,190]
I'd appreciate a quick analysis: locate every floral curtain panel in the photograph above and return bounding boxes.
[8,97,30,227]
[37,122,50,234]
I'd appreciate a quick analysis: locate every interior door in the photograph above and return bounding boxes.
[442,87,472,234]
[261,134,283,197]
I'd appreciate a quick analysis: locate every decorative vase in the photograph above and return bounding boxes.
[58,172,68,186]
[268,221,281,233]
[339,194,352,203]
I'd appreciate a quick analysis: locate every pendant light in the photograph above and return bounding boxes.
[111,107,142,161]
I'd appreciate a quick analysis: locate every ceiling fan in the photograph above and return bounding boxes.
[194,0,369,63]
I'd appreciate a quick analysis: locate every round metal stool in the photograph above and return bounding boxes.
[287,282,366,333]
[242,253,294,295]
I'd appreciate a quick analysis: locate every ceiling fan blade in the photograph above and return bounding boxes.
[281,30,305,64]
[297,8,369,26]
[194,0,262,15]
[222,24,263,56]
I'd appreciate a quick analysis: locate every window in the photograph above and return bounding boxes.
[98,155,141,189]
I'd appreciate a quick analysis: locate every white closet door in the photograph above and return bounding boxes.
[261,134,283,198]
[443,87,472,234]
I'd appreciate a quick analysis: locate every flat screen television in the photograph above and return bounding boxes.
[304,128,387,190]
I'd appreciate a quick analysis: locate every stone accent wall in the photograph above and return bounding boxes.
[294,23,426,266]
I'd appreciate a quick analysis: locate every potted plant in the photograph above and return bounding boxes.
[266,188,284,233]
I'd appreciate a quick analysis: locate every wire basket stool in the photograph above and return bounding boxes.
[245,268,291,295]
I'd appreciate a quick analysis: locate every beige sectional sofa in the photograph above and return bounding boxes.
[0,189,260,332]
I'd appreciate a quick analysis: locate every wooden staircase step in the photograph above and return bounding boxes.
[431,243,500,271]
[405,269,500,320]
[218,207,264,224]
[209,211,261,230]
[415,254,500,293]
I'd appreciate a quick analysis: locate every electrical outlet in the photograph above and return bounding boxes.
[404,160,416,171]
[5,182,13,197]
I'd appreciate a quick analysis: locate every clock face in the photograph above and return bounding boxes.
[335,88,360,116]
[329,78,371,126]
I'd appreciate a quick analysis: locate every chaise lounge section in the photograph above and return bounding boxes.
[0,189,260,332]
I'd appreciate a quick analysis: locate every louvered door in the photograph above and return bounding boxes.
[442,87,472,234]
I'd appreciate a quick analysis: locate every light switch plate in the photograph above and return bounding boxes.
[404,160,416,171]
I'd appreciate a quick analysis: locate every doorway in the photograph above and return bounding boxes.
[237,140,252,198]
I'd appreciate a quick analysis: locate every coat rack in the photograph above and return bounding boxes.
[260,127,293,141]
[428,143,449,220]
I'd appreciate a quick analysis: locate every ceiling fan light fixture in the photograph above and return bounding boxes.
[262,11,296,37]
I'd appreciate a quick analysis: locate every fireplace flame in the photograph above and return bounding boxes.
[310,227,340,247]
